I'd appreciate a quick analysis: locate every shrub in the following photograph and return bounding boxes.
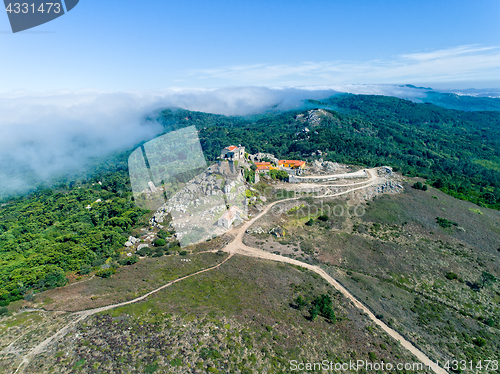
[305,219,314,226]
[412,182,428,191]
[483,318,496,327]
[469,208,483,215]
[309,294,336,323]
[473,337,487,347]
[445,272,459,280]
[95,268,116,278]
[294,296,307,310]
[308,305,319,321]
[144,363,159,373]
[480,271,496,288]
[154,238,166,247]
[436,217,458,228]
[169,241,181,249]
[136,247,153,256]
[179,250,188,256]
[79,265,92,275]
[157,230,171,239]
[269,169,289,181]
[0,307,9,316]
[318,214,329,222]
[36,268,67,290]
[118,255,139,266]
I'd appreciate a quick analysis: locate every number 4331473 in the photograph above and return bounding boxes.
[5,3,61,14]
[444,360,498,372]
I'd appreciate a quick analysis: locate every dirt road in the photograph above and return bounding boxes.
[10,254,234,374]
[8,168,447,374]
[294,168,368,180]
[224,168,447,374]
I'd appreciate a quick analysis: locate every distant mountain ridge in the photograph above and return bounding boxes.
[395,85,500,111]
[2,92,500,201]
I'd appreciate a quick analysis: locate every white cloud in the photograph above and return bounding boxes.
[0,82,491,196]
[191,45,500,86]
[400,45,498,61]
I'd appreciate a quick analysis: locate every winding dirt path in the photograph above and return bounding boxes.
[10,253,234,374]
[8,168,446,373]
[224,168,447,374]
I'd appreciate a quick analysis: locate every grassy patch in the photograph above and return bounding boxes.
[39,255,421,374]
[469,208,483,215]
[38,252,228,312]
[473,159,500,172]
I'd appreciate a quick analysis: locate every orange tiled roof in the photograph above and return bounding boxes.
[225,145,238,151]
[255,162,271,165]
[256,165,270,170]
[279,160,305,166]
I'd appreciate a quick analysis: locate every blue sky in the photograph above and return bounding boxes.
[1,0,500,91]
[1,0,500,195]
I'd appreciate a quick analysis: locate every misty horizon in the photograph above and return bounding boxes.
[1,84,500,198]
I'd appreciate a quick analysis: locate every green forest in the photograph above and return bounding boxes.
[161,94,499,209]
[0,172,145,306]
[1,94,500,305]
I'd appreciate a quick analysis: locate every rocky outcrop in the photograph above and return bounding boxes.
[124,236,140,247]
[249,153,279,165]
[150,163,248,247]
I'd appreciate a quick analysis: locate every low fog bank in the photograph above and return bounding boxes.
[0,91,166,197]
[0,84,490,197]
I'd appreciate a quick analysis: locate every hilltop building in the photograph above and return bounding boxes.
[221,145,245,160]
[218,206,243,228]
[255,163,270,173]
[254,161,279,174]
[279,160,306,169]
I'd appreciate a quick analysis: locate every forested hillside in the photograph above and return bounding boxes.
[1,94,499,306]
[160,94,500,209]
[0,172,145,306]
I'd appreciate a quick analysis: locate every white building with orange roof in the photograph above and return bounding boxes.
[220,145,245,160]
[254,161,279,174]
[279,160,306,169]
